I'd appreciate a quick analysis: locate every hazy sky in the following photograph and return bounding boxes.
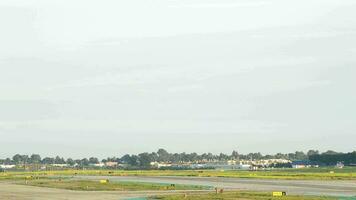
[1,0,355,158]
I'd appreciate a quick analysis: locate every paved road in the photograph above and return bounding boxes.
[77,176,356,197]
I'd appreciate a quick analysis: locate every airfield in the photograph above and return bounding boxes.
[1,169,356,199]
[0,182,204,200]
[77,175,356,196]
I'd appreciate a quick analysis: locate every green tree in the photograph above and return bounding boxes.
[54,156,65,164]
[294,151,307,160]
[307,150,319,158]
[157,149,170,162]
[231,150,239,160]
[89,157,99,164]
[42,157,54,164]
[12,154,22,164]
[66,158,75,166]
[30,154,41,164]
[138,153,153,167]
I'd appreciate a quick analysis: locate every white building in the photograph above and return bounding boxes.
[237,164,251,170]
[90,163,105,167]
[150,162,172,168]
[105,161,118,167]
[51,164,69,167]
[0,164,16,169]
[336,162,344,169]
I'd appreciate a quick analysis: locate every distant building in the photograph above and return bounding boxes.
[118,163,129,168]
[336,162,344,169]
[204,162,237,170]
[0,164,16,169]
[90,163,105,167]
[150,162,172,168]
[291,161,319,168]
[51,164,69,167]
[227,160,237,165]
[237,164,252,170]
[105,161,118,167]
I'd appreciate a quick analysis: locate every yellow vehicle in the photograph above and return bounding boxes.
[272,191,286,196]
[99,179,109,184]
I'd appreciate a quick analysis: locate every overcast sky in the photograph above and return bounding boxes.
[0,0,355,158]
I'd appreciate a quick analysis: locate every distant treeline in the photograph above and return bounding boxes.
[1,149,355,167]
[309,151,356,166]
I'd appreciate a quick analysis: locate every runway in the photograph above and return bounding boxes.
[77,175,356,197]
[0,182,202,200]
[1,176,355,199]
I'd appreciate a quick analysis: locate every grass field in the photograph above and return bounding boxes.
[148,191,338,200]
[1,167,356,181]
[1,167,355,180]
[16,178,209,191]
[2,168,355,200]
